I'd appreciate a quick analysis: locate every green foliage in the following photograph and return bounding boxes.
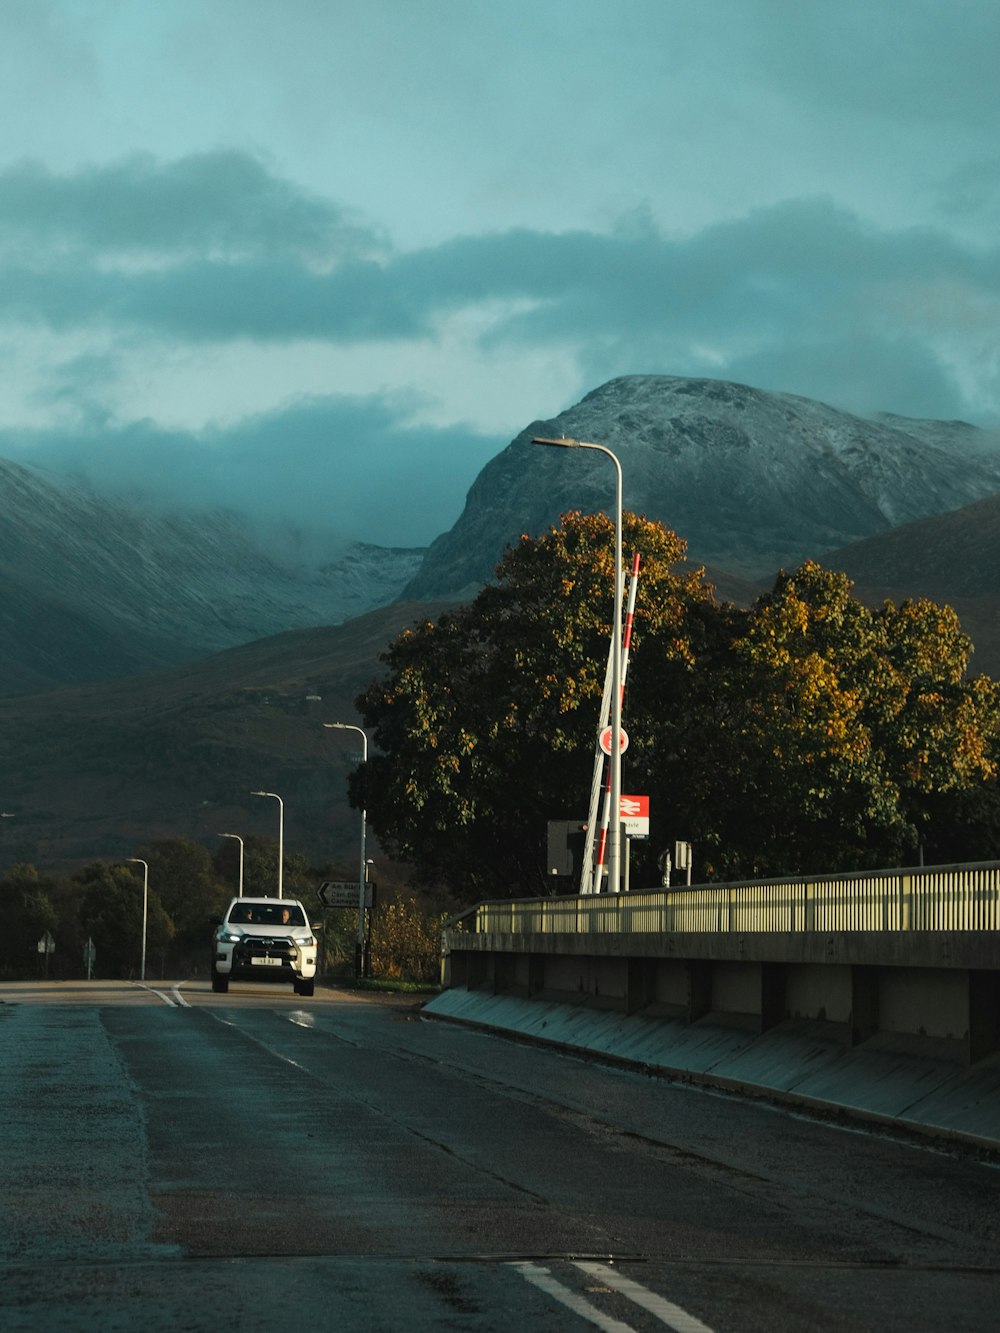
[357,519,1000,896]
[213,834,314,902]
[0,863,60,979]
[357,510,720,899]
[369,896,443,983]
[75,861,175,979]
[136,838,231,947]
[642,561,1000,879]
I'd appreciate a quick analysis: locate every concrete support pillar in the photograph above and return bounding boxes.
[467,950,490,992]
[626,958,656,1015]
[528,952,546,996]
[687,959,712,1023]
[493,952,514,995]
[850,965,879,1047]
[760,962,786,1032]
[968,970,1000,1065]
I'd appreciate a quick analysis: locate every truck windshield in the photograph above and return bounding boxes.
[229,903,305,927]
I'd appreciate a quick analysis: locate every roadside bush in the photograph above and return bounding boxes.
[369,896,443,984]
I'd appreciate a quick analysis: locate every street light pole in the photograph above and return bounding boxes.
[324,722,369,977]
[126,858,148,982]
[250,791,284,898]
[218,833,244,897]
[533,435,624,895]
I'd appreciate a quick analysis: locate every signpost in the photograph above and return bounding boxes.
[675,840,693,886]
[37,930,55,978]
[318,880,375,909]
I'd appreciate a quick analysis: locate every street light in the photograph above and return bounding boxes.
[218,833,244,897]
[250,791,284,898]
[324,722,369,977]
[126,858,149,982]
[533,434,624,895]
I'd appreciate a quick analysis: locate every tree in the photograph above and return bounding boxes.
[0,863,60,980]
[137,838,230,951]
[358,532,1000,896]
[213,835,315,902]
[356,511,721,900]
[75,861,174,979]
[676,563,1000,877]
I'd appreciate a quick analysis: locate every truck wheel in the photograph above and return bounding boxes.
[296,979,314,997]
[212,970,229,993]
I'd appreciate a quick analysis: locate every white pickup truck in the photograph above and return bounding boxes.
[211,896,319,996]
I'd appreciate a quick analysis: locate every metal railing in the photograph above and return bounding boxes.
[455,861,1000,936]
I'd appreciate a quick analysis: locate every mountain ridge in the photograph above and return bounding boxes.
[0,457,424,694]
[403,375,1000,598]
[5,373,1000,870]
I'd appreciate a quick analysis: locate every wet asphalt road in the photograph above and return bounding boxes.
[1,979,999,1331]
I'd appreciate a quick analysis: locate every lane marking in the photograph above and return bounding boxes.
[574,1262,715,1333]
[171,983,191,1007]
[287,1010,316,1028]
[512,1262,637,1331]
[136,983,181,1007]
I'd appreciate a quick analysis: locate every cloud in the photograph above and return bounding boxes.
[0,151,387,264]
[6,160,999,428]
[3,150,1000,551]
[2,394,507,549]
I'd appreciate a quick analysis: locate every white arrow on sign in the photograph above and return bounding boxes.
[318,881,374,909]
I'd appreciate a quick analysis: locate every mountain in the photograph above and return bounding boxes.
[829,490,1000,600]
[403,376,1000,598]
[8,371,1000,874]
[0,459,424,694]
[827,492,1000,675]
[0,600,454,871]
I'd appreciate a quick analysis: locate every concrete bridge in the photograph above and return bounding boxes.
[426,861,1000,1151]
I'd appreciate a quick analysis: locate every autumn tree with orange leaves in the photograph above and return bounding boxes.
[356,520,1000,900]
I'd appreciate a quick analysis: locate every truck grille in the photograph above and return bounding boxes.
[235,939,297,965]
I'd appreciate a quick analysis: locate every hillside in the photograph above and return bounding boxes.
[827,492,1000,675]
[404,376,1000,597]
[0,599,456,872]
[0,458,423,694]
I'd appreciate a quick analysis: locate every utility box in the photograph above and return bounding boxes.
[546,820,587,879]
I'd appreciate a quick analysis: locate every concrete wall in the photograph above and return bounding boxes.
[433,929,1000,1149]
[442,930,1000,1065]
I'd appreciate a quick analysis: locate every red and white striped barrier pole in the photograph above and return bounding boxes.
[592,553,640,890]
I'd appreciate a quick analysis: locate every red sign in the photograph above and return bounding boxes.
[599,726,629,756]
[619,794,649,837]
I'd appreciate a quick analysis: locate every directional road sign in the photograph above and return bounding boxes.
[318,880,374,909]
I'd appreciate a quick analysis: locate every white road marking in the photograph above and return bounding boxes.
[136,983,181,1007]
[574,1262,715,1333]
[287,1010,316,1028]
[511,1262,638,1331]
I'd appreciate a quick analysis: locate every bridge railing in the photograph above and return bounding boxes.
[459,861,1000,935]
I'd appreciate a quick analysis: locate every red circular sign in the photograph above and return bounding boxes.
[599,726,629,756]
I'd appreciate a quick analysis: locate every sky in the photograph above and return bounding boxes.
[1,0,999,549]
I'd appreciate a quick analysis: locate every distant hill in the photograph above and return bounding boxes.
[829,491,1000,600]
[827,492,1000,676]
[0,458,423,695]
[0,599,457,871]
[5,373,1000,872]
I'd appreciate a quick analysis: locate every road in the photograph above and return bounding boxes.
[1,979,998,1331]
